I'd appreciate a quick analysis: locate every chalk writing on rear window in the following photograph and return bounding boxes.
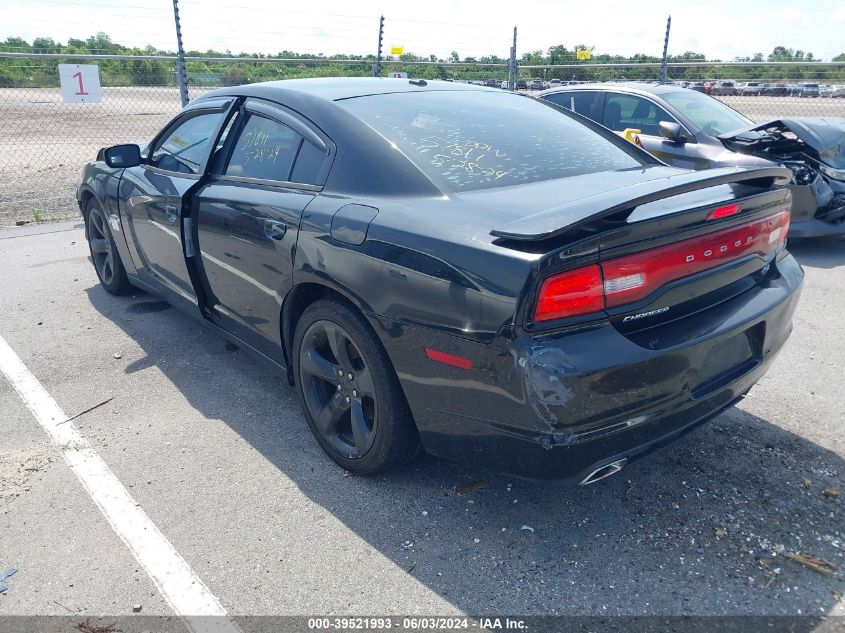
[341,91,643,192]
[384,123,514,187]
[418,137,509,180]
[225,114,300,180]
[237,128,283,165]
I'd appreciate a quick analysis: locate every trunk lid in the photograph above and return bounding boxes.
[490,166,790,243]
[506,166,793,339]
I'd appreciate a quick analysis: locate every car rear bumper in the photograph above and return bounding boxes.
[371,253,803,482]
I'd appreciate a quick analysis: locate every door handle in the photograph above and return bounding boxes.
[165,204,178,224]
[263,219,287,241]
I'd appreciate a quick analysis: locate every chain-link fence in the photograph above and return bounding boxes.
[1,53,844,226]
[0,55,189,225]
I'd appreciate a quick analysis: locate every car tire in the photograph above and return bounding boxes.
[293,298,420,475]
[85,198,130,295]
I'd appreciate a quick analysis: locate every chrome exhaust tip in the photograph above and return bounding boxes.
[579,458,627,486]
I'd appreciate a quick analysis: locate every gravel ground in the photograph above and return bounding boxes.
[0,222,843,623]
[1,86,843,227]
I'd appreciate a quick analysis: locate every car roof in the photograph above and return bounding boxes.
[539,82,703,97]
[197,77,496,102]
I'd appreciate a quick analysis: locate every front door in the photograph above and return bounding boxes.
[121,105,230,304]
[601,92,706,171]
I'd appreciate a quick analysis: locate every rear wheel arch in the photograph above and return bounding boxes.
[282,282,370,384]
[281,282,410,412]
[291,295,421,473]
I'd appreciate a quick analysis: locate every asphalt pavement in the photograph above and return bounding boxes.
[1,221,843,624]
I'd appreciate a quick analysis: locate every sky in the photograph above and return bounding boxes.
[3,0,845,61]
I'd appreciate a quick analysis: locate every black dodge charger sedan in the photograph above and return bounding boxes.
[77,78,803,484]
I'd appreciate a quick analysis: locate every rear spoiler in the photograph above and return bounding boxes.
[489,167,792,242]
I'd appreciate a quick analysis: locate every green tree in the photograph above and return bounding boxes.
[32,37,58,53]
[1,37,31,51]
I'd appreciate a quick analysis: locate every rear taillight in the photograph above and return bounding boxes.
[534,265,604,322]
[603,211,789,308]
[533,210,790,322]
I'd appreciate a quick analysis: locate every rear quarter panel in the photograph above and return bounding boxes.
[294,194,536,343]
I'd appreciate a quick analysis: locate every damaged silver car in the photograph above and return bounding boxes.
[720,118,845,237]
[537,83,845,238]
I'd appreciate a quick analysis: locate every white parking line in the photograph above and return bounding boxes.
[0,333,239,633]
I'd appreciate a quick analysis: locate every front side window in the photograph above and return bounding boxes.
[225,114,303,182]
[542,91,599,120]
[661,90,752,136]
[602,93,678,136]
[149,112,224,175]
[338,90,643,193]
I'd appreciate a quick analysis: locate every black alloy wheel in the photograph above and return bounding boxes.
[293,299,419,474]
[86,198,129,295]
[299,319,378,458]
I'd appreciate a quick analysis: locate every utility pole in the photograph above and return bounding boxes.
[171,0,189,106]
[373,15,384,77]
[508,26,517,91]
[659,15,671,84]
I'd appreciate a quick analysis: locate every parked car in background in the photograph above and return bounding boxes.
[792,83,820,98]
[761,83,789,96]
[516,79,528,90]
[711,81,737,96]
[740,82,762,96]
[529,78,544,90]
[75,78,805,483]
[704,82,713,95]
[690,82,706,93]
[549,78,561,88]
[537,82,845,237]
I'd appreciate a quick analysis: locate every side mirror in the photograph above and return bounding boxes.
[103,144,141,168]
[659,121,688,143]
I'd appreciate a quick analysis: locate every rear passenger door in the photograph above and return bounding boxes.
[193,98,334,362]
[600,92,700,169]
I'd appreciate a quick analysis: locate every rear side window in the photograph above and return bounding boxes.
[150,112,224,175]
[290,140,325,185]
[225,114,301,181]
[338,90,643,193]
[542,91,598,120]
[602,93,677,136]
